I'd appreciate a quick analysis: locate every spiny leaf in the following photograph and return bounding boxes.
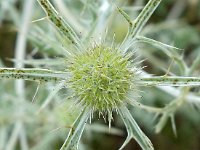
[118,105,154,150]
[170,115,177,137]
[139,76,200,86]
[117,6,133,28]
[60,107,90,150]
[130,0,162,37]
[0,68,68,82]
[119,0,162,50]
[134,36,187,73]
[155,113,168,133]
[37,0,82,50]
[38,81,66,112]
[135,36,182,55]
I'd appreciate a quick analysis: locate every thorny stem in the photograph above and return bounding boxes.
[37,0,83,51]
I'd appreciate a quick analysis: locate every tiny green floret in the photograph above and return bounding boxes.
[69,45,134,113]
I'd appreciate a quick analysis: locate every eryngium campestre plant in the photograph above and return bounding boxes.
[1,0,200,149]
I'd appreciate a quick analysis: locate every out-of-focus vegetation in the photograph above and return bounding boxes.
[0,0,200,150]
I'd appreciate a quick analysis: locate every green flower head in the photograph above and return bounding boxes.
[69,45,137,113]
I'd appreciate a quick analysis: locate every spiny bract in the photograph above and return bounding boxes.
[69,45,135,113]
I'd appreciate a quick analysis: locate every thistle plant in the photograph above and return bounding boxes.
[1,0,200,149]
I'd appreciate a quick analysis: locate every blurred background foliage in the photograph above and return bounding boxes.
[0,0,200,150]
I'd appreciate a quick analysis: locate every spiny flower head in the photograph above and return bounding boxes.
[69,45,136,113]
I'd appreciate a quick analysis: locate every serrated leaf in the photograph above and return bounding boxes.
[118,105,154,150]
[60,107,90,150]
